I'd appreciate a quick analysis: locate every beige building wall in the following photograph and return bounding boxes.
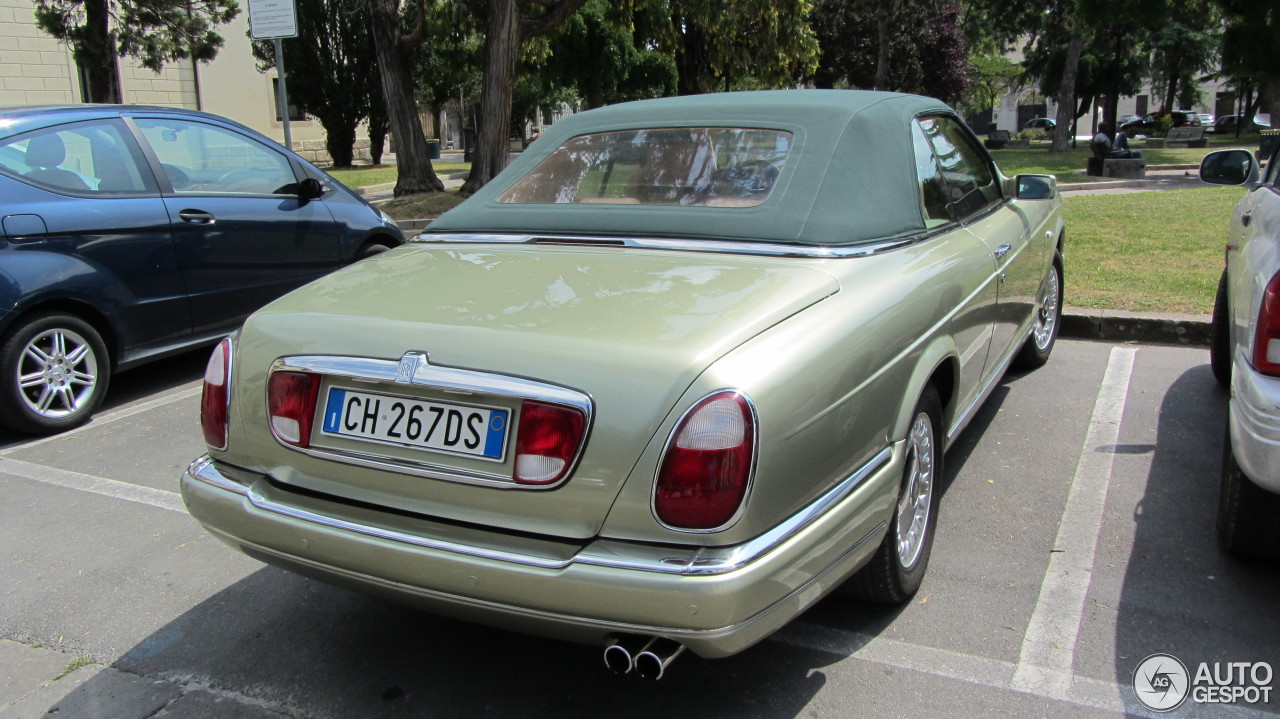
[0,0,81,106]
[0,8,326,148]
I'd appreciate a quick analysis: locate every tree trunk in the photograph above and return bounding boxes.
[874,11,890,91]
[368,0,442,195]
[461,0,521,195]
[79,0,120,103]
[368,102,388,165]
[322,118,358,167]
[674,18,709,96]
[1051,34,1084,154]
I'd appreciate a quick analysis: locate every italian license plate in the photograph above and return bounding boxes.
[321,387,509,461]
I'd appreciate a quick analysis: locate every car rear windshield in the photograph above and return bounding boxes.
[497,128,792,208]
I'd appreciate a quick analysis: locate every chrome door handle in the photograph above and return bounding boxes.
[178,209,216,224]
[992,244,1012,259]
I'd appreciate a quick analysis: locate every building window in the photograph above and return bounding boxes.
[271,78,306,122]
[1136,95,1148,116]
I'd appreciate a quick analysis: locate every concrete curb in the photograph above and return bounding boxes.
[1061,306,1210,346]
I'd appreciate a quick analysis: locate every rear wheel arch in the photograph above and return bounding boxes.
[5,299,118,369]
[894,339,960,446]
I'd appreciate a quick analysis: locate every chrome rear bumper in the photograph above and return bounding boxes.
[181,445,900,657]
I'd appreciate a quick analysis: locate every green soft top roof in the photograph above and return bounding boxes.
[428,89,958,246]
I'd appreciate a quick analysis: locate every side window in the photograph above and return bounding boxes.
[911,120,952,226]
[0,121,150,194]
[135,118,298,196]
[917,116,1001,220]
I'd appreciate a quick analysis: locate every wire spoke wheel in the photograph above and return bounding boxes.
[896,410,936,569]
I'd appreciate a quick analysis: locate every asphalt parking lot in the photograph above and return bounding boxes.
[1,338,1277,718]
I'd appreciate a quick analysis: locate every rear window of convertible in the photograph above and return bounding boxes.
[497,128,792,208]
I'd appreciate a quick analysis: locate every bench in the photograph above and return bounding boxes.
[984,130,1010,149]
[1164,126,1207,148]
[1087,141,1146,178]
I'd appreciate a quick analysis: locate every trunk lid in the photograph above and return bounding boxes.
[234,244,838,539]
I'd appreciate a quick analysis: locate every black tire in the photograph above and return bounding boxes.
[1211,269,1231,389]
[1013,257,1063,370]
[357,242,393,260]
[1218,421,1280,558]
[842,386,943,603]
[0,312,110,435]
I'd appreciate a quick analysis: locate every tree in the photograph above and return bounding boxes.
[369,0,444,195]
[459,0,590,196]
[34,0,239,103]
[251,0,381,167]
[963,51,1022,119]
[1147,0,1219,114]
[1216,0,1279,118]
[642,0,819,96]
[810,0,969,103]
[544,0,676,109]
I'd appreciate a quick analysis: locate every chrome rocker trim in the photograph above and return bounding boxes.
[186,445,892,577]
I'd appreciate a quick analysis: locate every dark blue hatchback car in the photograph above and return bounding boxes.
[0,105,404,434]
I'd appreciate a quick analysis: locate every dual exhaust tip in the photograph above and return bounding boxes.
[603,635,685,680]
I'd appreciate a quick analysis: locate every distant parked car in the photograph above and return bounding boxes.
[0,105,404,434]
[1120,111,1200,135]
[1213,115,1271,134]
[1198,113,1215,126]
[1118,114,1141,125]
[1024,117,1056,131]
[1200,147,1280,557]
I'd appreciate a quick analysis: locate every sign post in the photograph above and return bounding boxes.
[247,0,298,150]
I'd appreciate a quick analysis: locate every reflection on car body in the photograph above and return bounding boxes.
[182,90,1066,674]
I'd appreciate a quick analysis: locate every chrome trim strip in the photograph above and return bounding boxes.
[185,445,893,577]
[412,232,926,259]
[267,353,593,489]
[274,354,592,415]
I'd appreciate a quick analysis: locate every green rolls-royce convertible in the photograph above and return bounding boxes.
[182,90,1064,678]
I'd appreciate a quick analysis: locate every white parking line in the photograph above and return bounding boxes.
[0,456,185,513]
[1012,345,1135,695]
[775,621,1273,718]
[0,385,201,457]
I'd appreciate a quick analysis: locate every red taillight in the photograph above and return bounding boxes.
[201,338,232,450]
[268,371,321,447]
[1255,272,1280,376]
[513,401,586,484]
[654,391,756,531]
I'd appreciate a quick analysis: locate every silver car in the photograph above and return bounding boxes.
[1201,148,1280,556]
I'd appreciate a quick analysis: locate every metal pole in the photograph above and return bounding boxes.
[274,38,292,150]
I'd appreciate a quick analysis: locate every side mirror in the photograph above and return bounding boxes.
[298,177,326,200]
[1200,150,1259,186]
[1015,174,1056,200]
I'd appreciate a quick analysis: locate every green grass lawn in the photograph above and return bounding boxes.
[1061,186,1245,314]
[990,133,1265,183]
[325,162,470,188]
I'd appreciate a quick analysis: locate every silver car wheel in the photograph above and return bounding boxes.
[896,410,936,569]
[1032,266,1060,351]
[16,326,100,419]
